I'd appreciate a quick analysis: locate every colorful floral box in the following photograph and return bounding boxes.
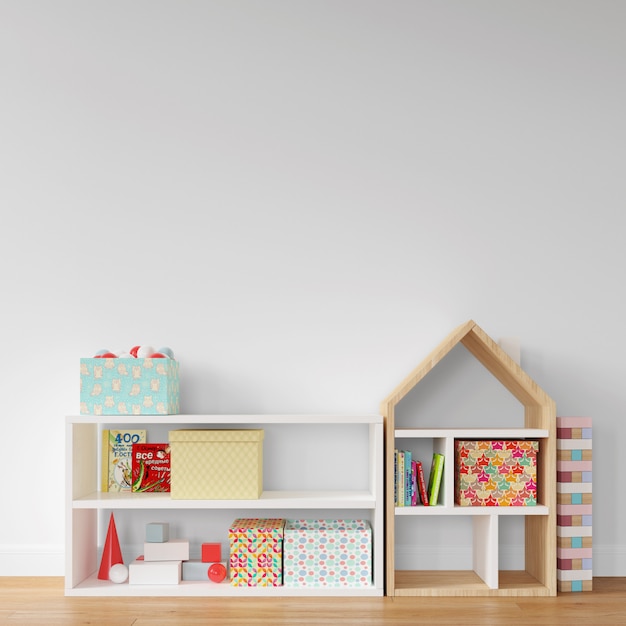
[169,430,263,499]
[228,518,285,587]
[455,440,538,506]
[80,358,179,415]
[283,519,372,588]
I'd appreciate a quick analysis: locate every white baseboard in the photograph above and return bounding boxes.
[0,545,64,576]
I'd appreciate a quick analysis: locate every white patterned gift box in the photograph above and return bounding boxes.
[283,519,372,588]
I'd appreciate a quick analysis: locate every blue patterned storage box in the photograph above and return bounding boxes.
[80,358,179,415]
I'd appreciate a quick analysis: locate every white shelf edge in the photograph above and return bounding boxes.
[67,414,383,425]
[394,428,549,439]
[66,574,383,597]
[73,490,377,510]
[394,504,550,516]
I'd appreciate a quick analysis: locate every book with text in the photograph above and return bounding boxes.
[101,429,147,492]
[416,460,429,505]
[131,443,171,492]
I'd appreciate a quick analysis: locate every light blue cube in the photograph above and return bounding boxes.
[146,522,170,543]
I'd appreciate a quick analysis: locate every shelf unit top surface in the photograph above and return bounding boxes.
[67,414,382,425]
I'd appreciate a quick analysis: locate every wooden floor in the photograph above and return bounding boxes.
[0,577,625,625]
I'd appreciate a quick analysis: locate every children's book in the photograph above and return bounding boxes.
[101,429,147,492]
[131,443,171,492]
[427,452,445,506]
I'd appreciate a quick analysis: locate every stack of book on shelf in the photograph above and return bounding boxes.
[394,450,444,506]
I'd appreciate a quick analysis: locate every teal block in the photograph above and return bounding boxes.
[572,537,583,549]
[572,493,583,505]
[146,522,170,543]
[572,580,583,592]
[572,450,583,461]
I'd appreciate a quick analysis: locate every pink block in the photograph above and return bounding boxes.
[557,504,593,516]
[557,461,593,472]
[557,416,592,428]
[557,547,593,559]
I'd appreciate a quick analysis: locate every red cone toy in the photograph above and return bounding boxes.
[98,512,124,580]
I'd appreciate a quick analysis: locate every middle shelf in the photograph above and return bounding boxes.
[73,490,378,510]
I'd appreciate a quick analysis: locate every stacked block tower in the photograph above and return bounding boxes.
[556,416,592,592]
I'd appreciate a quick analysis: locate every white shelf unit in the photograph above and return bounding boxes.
[65,414,384,597]
[393,428,550,591]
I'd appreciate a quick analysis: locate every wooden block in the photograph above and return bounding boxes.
[557,503,592,516]
[201,542,222,563]
[558,579,593,592]
[557,417,592,428]
[557,493,592,505]
[146,522,170,543]
[129,559,182,584]
[144,539,189,562]
[182,560,228,581]
[557,449,592,462]
[557,536,592,549]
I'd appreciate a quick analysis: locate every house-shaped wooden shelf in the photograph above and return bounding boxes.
[382,319,556,596]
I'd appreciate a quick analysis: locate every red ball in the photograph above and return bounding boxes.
[130,346,140,358]
[148,352,167,358]
[100,352,117,358]
[208,563,226,583]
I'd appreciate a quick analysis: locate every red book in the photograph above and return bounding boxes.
[131,443,171,492]
[416,460,429,505]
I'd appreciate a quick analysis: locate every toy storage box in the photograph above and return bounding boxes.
[229,518,285,587]
[80,357,179,415]
[455,440,539,506]
[169,430,264,499]
[283,519,372,588]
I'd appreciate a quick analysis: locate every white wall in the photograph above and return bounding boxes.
[1,1,624,576]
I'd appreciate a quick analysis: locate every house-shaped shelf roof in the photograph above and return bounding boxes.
[381,319,555,431]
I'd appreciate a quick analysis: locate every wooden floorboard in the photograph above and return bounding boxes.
[0,577,625,625]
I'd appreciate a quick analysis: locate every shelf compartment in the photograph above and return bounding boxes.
[393,570,552,597]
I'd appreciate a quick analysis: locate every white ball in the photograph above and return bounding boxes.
[137,345,155,358]
[109,563,129,584]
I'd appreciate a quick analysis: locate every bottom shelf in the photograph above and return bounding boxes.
[393,570,553,597]
[65,573,383,597]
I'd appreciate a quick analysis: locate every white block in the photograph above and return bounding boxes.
[557,569,593,581]
[144,539,189,562]
[128,559,182,584]
[557,525,593,538]
[557,482,592,494]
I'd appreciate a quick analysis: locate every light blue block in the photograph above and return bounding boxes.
[582,558,593,570]
[582,428,592,439]
[572,537,583,549]
[582,471,592,483]
[146,522,170,543]
[572,493,583,505]
[582,515,592,526]
[572,450,582,461]
[572,580,583,592]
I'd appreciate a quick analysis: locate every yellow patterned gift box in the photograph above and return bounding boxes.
[229,518,285,587]
[168,430,264,499]
[455,439,539,506]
